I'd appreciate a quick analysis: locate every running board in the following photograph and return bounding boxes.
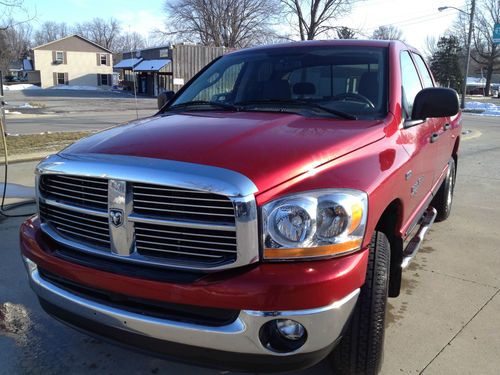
[401,207,437,269]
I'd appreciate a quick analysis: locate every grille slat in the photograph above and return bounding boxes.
[132,182,236,224]
[39,175,239,267]
[57,227,111,245]
[136,245,224,259]
[135,222,237,264]
[40,175,108,210]
[42,213,109,235]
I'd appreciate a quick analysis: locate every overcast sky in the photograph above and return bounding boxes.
[21,0,467,51]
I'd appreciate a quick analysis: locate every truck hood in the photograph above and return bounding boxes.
[62,111,386,193]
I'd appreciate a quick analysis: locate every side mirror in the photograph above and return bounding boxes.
[412,88,459,120]
[157,90,175,109]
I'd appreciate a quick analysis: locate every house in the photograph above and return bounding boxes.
[26,35,114,89]
[114,44,226,96]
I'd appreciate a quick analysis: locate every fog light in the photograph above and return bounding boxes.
[259,319,308,353]
[276,319,305,340]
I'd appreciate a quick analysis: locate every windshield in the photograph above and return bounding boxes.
[166,46,388,119]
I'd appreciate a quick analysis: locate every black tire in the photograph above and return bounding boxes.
[329,231,390,375]
[431,157,456,222]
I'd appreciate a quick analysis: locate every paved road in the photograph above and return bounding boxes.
[1,114,499,374]
[2,89,157,135]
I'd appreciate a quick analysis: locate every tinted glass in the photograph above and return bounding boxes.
[412,53,434,88]
[171,46,388,119]
[400,51,423,118]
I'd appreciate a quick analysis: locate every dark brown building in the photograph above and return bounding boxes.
[114,44,226,96]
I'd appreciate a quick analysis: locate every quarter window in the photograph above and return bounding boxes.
[400,51,423,119]
[412,53,434,88]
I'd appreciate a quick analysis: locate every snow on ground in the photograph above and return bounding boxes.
[50,85,104,91]
[17,103,35,108]
[4,109,22,115]
[465,101,500,117]
[2,84,41,91]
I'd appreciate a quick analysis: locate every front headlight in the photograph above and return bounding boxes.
[262,189,367,260]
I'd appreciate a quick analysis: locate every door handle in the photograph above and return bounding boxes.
[444,123,451,131]
[430,133,440,143]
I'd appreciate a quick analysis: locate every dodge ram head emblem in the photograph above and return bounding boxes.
[109,209,124,227]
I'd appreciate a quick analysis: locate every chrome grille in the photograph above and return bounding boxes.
[133,183,235,223]
[39,175,108,210]
[39,201,111,249]
[135,222,237,264]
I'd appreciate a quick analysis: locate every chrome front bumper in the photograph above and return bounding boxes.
[24,256,358,357]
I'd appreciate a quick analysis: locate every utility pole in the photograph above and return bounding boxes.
[462,0,476,109]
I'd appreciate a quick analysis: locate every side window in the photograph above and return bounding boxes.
[411,53,434,88]
[193,62,244,102]
[400,51,423,119]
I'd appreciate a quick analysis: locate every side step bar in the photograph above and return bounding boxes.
[401,207,437,269]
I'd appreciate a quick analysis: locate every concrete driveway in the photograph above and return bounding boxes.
[0,114,499,374]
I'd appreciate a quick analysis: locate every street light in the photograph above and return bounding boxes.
[438,2,476,109]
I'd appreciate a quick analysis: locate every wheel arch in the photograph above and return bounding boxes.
[375,198,404,297]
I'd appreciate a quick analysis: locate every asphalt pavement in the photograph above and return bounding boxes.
[0,114,499,374]
[2,89,157,134]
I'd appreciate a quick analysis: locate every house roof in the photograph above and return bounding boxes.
[114,58,143,69]
[133,59,171,72]
[32,34,112,53]
[23,59,33,71]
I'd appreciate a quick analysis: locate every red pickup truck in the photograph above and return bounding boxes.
[20,40,460,374]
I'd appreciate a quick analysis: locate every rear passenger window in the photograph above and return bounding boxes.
[412,53,434,88]
[400,51,423,119]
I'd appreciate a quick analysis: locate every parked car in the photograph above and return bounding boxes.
[21,40,460,374]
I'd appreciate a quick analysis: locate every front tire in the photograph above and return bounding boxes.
[329,231,390,375]
[432,157,456,222]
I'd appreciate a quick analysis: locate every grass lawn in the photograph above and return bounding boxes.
[4,131,92,155]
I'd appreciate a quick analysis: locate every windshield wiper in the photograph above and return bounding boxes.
[166,100,240,112]
[235,99,357,120]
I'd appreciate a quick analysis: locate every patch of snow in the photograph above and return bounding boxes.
[465,101,500,116]
[5,109,22,115]
[2,84,41,91]
[49,85,104,91]
[18,103,35,109]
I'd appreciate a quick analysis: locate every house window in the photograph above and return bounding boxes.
[100,74,108,86]
[55,51,64,63]
[100,54,108,65]
[57,72,65,85]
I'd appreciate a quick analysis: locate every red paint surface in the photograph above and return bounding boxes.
[21,217,369,311]
[21,40,462,312]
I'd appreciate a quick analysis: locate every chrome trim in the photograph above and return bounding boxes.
[128,214,236,231]
[25,257,358,356]
[402,206,437,269]
[40,153,258,197]
[36,153,260,271]
[40,197,108,218]
[108,179,134,256]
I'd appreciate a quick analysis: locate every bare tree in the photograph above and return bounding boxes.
[114,31,146,53]
[33,21,70,46]
[281,0,356,40]
[4,20,31,59]
[74,17,121,50]
[371,25,403,40]
[162,0,281,48]
[336,26,356,39]
[470,0,499,96]
[0,0,29,31]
